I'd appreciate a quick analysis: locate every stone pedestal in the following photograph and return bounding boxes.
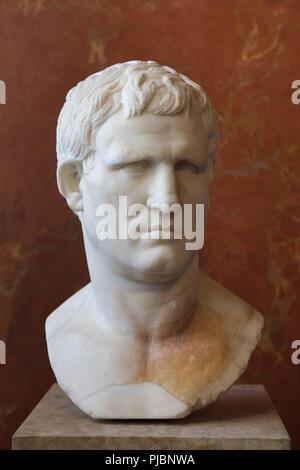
[12,383,290,450]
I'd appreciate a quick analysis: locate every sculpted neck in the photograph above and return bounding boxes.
[82,234,199,340]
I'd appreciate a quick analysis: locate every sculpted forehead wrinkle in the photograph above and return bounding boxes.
[95,111,208,162]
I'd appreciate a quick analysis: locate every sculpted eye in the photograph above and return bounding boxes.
[174,159,202,175]
[121,161,148,174]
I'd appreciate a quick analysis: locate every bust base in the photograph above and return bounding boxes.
[12,383,290,450]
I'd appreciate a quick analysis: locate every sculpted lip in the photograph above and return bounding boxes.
[146,228,174,233]
[143,228,176,235]
[142,224,175,233]
[139,229,183,239]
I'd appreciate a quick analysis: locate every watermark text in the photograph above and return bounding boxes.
[96,196,204,250]
[0,340,6,364]
[291,80,300,104]
[0,80,6,104]
[291,340,300,365]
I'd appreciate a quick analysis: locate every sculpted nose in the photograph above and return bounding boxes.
[146,165,180,210]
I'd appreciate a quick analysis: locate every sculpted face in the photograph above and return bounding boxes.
[79,109,214,282]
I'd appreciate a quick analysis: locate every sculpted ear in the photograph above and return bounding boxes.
[57,160,83,213]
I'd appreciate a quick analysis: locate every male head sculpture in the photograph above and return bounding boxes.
[56,61,218,282]
[46,61,263,419]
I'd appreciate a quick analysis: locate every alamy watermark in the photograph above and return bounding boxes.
[291,80,300,105]
[291,340,300,365]
[0,82,6,364]
[0,80,6,104]
[0,340,6,365]
[96,196,204,250]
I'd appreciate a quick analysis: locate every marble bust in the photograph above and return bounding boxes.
[46,61,264,419]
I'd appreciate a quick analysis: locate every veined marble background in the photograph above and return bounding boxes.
[0,0,299,449]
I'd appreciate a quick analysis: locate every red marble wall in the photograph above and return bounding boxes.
[0,0,299,449]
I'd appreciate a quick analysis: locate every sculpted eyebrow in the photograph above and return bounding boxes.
[107,153,150,167]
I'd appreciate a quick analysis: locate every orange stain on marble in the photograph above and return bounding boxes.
[144,306,228,405]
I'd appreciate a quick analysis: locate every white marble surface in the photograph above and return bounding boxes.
[46,61,264,419]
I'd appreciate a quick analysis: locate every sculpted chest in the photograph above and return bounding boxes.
[46,273,263,419]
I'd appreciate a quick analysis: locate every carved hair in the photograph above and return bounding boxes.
[56,60,219,173]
